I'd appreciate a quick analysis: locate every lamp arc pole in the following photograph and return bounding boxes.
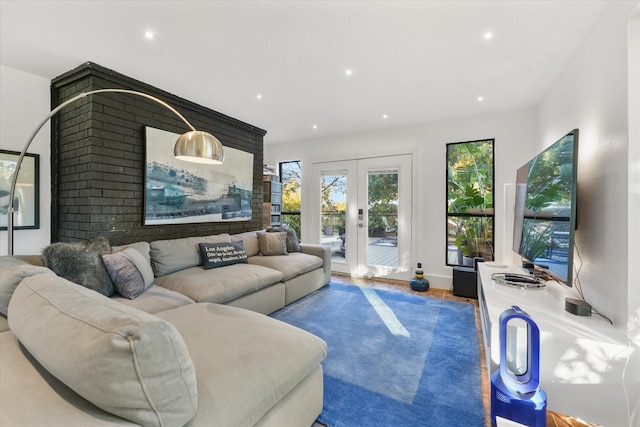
[6,88,223,255]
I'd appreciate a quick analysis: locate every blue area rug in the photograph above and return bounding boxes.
[270,283,484,427]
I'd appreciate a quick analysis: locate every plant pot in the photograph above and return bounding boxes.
[462,256,475,267]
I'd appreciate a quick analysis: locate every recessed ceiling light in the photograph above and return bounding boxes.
[312,124,318,129]
[484,32,493,40]
[477,96,484,102]
[382,114,388,119]
[256,94,263,100]
[345,69,353,76]
[144,31,155,40]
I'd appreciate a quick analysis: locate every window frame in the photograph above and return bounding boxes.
[446,139,495,267]
[278,160,302,237]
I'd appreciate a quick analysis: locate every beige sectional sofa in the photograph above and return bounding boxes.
[148,231,331,315]
[0,230,331,427]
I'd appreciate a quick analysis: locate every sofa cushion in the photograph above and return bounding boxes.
[102,248,155,299]
[155,303,327,427]
[0,331,140,426]
[199,241,248,269]
[257,231,288,256]
[0,256,54,316]
[154,263,284,304]
[8,274,198,427]
[41,237,114,296]
[150,234,231,277]
[230,231,260,257]
[248,252,324,281]
[112,284,195,314]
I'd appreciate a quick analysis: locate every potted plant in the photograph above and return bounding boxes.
[454,217,492,266]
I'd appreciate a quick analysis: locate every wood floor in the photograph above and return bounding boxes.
[329,273,492,427]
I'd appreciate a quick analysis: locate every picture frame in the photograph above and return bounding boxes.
[0,149,40,230]
[144,127,254,225]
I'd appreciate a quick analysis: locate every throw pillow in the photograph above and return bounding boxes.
[102,248,155,299]
[267,225,301,253]
[256,231,288,256]
[111,241,152,264]
[199,241,248,269]
[41,236,114,296]
[150,234,231,277]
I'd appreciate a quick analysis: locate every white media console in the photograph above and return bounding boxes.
[477,263,638,426]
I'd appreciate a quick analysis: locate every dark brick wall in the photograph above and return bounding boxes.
[50,62,266,246]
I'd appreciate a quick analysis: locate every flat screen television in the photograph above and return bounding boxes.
[513,129,579,286]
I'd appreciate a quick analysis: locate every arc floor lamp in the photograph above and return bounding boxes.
[6,88,225,255]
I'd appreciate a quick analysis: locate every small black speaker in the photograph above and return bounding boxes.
[565,298,592,316]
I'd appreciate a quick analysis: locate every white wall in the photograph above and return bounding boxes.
[537,1,638,339]
[267,1,639,342]
[0,65,52,255]
[265,107,537,289]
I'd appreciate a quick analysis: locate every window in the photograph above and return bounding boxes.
[279,161,302,238]
[446,139,494,266]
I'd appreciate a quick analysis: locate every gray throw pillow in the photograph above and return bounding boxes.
[267,226,301,253]
[256,231,288,256]
[102,248,155,299]
[41,236,114,296]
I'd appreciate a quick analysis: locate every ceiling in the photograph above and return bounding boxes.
[0,1,609,145]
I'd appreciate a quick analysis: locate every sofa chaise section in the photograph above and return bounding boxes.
[156,303,327,427]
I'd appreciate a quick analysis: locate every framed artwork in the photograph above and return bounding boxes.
[144,126,254,225]
[0,149,40,230]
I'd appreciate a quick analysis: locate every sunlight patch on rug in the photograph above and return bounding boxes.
[360,287,410,338]
[273,285,437,403]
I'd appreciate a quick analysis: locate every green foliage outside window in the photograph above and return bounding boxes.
[280,161,302,238]
[446,140,494,265]
[368,172,398,236]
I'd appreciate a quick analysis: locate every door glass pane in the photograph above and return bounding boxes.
[321,171,347,262]
[367,168,398,267]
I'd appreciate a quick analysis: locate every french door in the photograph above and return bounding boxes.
[311,155,412,280]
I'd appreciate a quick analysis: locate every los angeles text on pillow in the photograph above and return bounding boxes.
[199,241,248,269]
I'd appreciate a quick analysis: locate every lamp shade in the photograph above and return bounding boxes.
[174,130,225,164]
[6,88,225,255]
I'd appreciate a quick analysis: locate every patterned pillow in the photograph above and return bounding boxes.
[199,242,248,269]
[256,231,288,256]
